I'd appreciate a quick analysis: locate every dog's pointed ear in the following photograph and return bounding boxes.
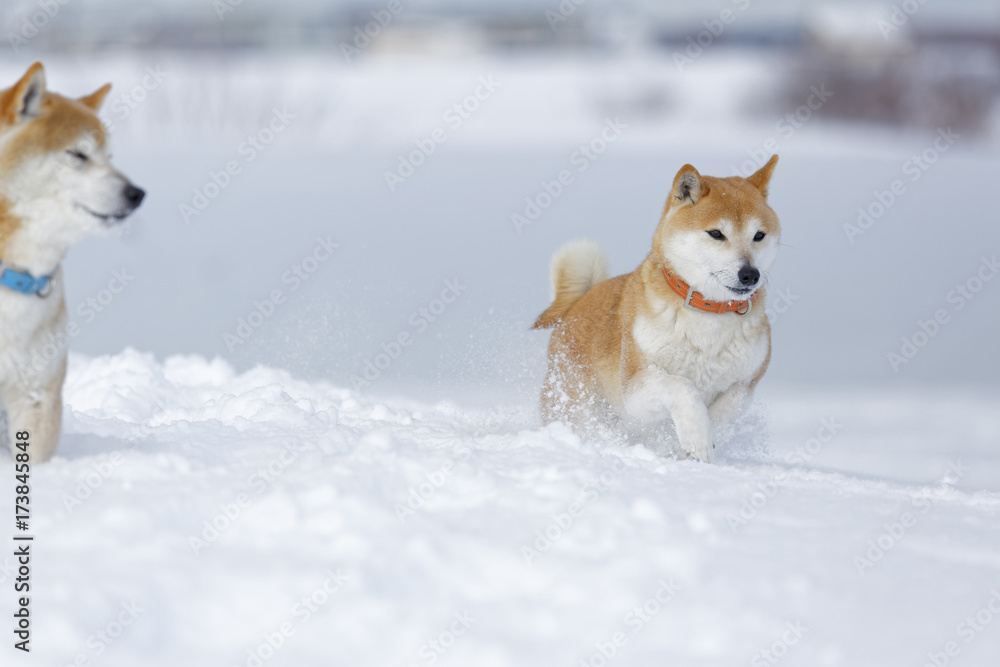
[78,83,112,111]
[747,154,779,198]
[2,62,46,123]
[670,164,707,207]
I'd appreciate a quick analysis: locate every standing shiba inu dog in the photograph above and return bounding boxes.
[533,156,780,462]
[0,63,145,462]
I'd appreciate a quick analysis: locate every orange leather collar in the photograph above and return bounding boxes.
[662,267,758,315]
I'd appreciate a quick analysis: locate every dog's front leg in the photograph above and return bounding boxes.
[623,368,712,462]
[708,383,751,427]
[3,359,65,463]
[5,390,63,463]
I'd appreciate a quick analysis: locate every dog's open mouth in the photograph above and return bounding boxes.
[76,203,130,225]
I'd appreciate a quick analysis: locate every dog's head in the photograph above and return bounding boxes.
[0,63,144,245]
[652,156,780,303]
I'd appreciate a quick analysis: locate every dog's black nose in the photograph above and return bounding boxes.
[738,266,760,286]
[124,184,145,207]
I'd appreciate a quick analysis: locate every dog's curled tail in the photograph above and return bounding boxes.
[532,239,608,329]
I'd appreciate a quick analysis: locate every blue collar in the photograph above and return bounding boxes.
[0,261,54,297]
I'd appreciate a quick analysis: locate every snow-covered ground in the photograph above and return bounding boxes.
[6,350,999,666]
[0,50,998,665]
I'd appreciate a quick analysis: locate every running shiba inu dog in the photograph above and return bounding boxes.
[0,63,145,462]
[533,156,780,462]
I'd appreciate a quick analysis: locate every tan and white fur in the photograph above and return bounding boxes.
[0,63,145,462]
[533,156,780,462]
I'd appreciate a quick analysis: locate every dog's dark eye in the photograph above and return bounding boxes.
[66,150,88,162]
[706,230,726,240]
[754,231,766,242]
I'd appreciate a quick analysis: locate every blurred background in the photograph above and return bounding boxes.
[3,0,999,401]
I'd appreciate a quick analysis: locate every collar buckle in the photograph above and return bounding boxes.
[36,277,53,298]
[683,284,696,310]
[0,260,56,297]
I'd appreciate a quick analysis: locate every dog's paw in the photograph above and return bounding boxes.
[681,434,714,463]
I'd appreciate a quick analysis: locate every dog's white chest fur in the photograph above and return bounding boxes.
[632,304,768,404]
[0,281,65,391]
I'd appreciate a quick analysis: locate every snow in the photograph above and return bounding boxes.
[2,350,998,666]
[0,49,998,666]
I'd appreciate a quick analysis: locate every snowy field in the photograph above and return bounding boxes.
[11,352,1000,667]
[0,50,999,665]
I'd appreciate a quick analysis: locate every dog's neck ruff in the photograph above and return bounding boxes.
[0,259,54,297]
[662,267,757,315]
